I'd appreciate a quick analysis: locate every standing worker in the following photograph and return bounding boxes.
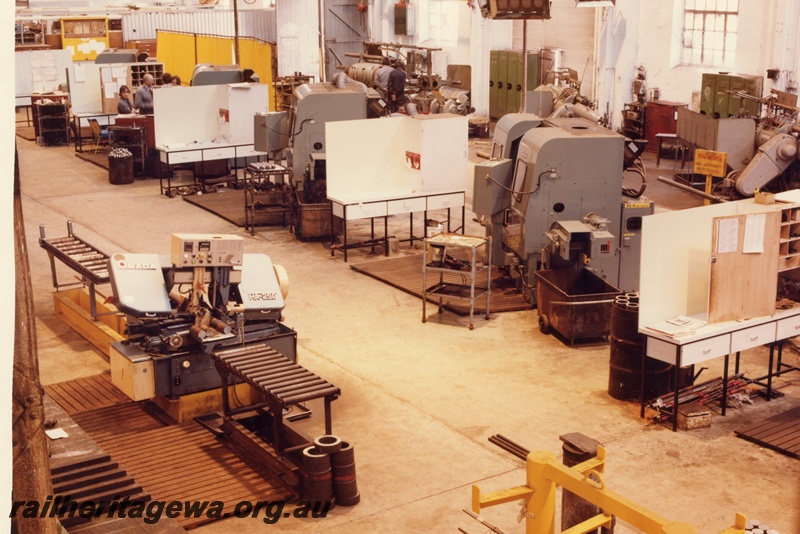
[374,57,394,103]
[135,74,155,115]
[387,61,407,114]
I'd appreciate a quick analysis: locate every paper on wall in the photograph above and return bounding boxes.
[112,66,127,79]
[716,217,739,253]
[73,63,86,83]
[101,68,112,83]
[742,213,766,254]
[104,81,118,99]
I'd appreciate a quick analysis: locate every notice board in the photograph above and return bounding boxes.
[708,211,780,322]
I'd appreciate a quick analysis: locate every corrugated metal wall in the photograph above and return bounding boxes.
[121,9,276,43]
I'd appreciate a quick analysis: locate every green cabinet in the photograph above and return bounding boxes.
[489,50,540,119]
[701,72,763,118]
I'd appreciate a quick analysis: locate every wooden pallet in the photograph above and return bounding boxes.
[735,405,800,459]
[350,253,532,315]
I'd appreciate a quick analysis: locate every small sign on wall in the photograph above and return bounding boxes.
[405,151,420,170]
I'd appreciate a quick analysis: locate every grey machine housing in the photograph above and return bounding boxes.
[472,113,653,298]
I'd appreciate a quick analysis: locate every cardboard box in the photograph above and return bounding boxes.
[678,402,712,431]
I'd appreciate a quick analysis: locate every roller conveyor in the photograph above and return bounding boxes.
[212,343,340,453]
[39,221,113,320]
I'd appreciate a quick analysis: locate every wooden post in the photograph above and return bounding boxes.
[12,145,59,534]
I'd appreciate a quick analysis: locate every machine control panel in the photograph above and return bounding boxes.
[170,234,244,267]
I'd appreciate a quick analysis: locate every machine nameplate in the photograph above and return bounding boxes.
[249,292,279,301]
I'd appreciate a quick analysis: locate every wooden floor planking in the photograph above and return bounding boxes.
[45,372,130,415]
[73,403,293,528]
[350,253,532,315]
[735,405,800,459]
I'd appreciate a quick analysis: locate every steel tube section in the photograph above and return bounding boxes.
[656,176,727,203]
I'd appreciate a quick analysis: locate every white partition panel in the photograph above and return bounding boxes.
[326,117,414,201]
[224,83,270,144]
[326,114,468,203]
[154,85,222,147]
[67,62,103,113]
[16,50,72,97]
[639,202,737,328]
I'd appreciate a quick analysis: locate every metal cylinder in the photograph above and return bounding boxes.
[343,62,382,88]
[331,441,360,506]
[560,433,609,533]
[314,434,342,455]
[302,446,334,504]
[607,300,672,401]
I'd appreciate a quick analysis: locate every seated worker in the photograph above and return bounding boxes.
[161,72,173,85]
[171,75,182,87]
[134,74,155,114]
[387,61,407,114]
[117,85,135,114]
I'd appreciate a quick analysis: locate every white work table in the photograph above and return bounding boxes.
[640,305,800,430]
[328,188,465,262]
[156,142,267,196]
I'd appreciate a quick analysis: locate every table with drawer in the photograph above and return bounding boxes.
[641,307,800,430]
[156,142,268,196]
[328,189,465,262]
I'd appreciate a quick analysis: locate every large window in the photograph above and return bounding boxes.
[681,0,739,67]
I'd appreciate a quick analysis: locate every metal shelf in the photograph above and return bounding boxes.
[422,233,492,330]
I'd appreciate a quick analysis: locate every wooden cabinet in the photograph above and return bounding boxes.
[126,39,157,59]
[644,100,687,153]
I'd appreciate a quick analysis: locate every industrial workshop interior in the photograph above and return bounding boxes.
[7,0,800,532]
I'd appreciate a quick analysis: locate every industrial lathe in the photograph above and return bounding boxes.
[472,114,653,301]
[108,233,297,401]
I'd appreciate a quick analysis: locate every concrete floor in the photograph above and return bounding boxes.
[15,130,800,533]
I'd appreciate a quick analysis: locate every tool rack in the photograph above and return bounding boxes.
[242,162,292,235]
[422,233,492,329]
[39,221,112,320]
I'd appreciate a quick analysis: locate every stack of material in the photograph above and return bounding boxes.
[647,373,751,423]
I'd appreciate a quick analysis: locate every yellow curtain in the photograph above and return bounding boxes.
[156,31,196,85]
[196,35,235,66]
[239,38,274,110]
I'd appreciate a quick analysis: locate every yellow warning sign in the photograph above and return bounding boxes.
[694,149,728,178]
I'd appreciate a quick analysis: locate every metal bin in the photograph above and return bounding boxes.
[534,268,622,344]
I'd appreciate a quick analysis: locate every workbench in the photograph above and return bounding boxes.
[156,142,267,196]
[328,189,465,262]
[73,111,117,152]
[641,308,800,430]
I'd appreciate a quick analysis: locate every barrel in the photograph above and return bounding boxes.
[108,153,134,185]
[331,441,360,506]
[607,295,673,401]
[302,446,333,504]
[314,434,342,455]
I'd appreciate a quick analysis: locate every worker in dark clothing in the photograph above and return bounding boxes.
[387,61,407,114]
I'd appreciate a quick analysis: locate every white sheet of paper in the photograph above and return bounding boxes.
[112,66,127,79]
[104,81,118,98]
[743,213,766,253]
[45,428,69,440]
[101,67,112,83]
[716,218,739,253]
[73,64,86,83]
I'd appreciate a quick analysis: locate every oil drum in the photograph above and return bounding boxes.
[607,295,673,401]
[108,152,134,185]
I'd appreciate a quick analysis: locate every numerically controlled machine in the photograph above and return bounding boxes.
[472,114,653,301]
